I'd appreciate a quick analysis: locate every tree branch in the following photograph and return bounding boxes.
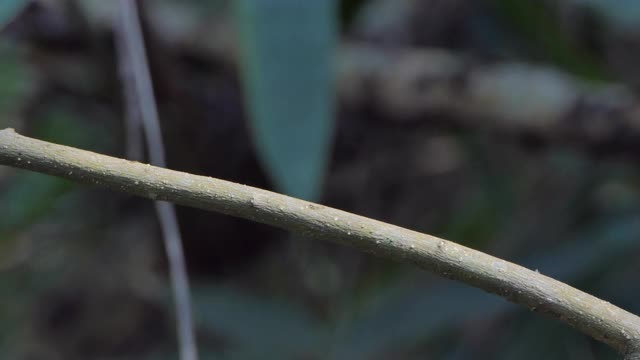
[339,45,640,156]
[1,128,640,356]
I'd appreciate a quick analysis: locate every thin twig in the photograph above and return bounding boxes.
[113,12,144,161]
[115,1,198,359]
[1,128,640,357]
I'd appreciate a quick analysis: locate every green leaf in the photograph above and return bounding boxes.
[192,285,330,358]
[0,172,72,232]
[0,0,28,29]
[0,104,112,237]
[235,0,338,201]
[576,0,640,30]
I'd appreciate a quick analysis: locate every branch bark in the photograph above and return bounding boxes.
[1,128,640,356]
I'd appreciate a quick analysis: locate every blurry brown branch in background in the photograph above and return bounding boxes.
[337,45,640,157]
[1,128,640,359]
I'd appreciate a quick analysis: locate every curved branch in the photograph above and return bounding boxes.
[1,128,640,355]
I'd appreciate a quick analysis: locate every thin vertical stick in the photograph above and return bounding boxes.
[114,10,143,161]
[115,1,198,359]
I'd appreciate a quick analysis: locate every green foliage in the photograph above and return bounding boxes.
[30,108,113,150]
[0,41,29,127]
[0,0,27,29]
[339,0,369,29]
[1,1,640,358]
[0,172,72,233]
[0,106,112,240]
[235,0,338,201]
[577,0,640,30]
[491,0,607,81]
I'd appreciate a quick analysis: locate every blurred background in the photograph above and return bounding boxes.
[1,0,640,358]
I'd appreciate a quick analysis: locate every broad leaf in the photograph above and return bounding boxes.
[0,0,28,30]
[235,0,337,201]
